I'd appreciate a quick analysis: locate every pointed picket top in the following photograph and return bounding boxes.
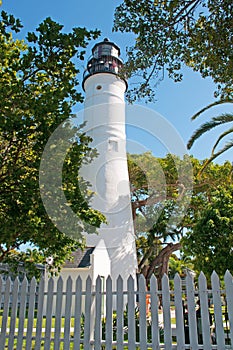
[161,273,169,290]
[211,270,221,294]
[48,276,54,289]
[211,270,220,284]
[186,269,194,285]
[198,271,208,294]
[76,275,82,289]
[174,272,181,285]
[57,275,63,290]
[96,275,102,290]
[138,273,146,289]
[19,275,28,292]
[174,272,182,297]
[12,276,19,288]
[86,275,92,291]
[127,274,135,290]
[198,271,208,298]
[66,275,73,289]
[224,269,233,284]
[57,276,63,284]
[198,270,207,284]
[106,274,112,285]
[30,276,37,289]
[116,274,123,289]
[5,275,12,289]
[150,274,158,291]
[28,277,37,302]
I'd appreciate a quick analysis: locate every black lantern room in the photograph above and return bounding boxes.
[82,38,127,90]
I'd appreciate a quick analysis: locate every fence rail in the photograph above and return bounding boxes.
[0,271,232,349]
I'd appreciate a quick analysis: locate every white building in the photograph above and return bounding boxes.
[44,239,111,316]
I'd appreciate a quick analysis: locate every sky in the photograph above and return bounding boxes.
[2,0,232,164]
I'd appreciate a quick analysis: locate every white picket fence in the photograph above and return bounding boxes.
[0,271,233,349]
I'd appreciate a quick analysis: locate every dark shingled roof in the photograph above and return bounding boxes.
[63,247,95,268]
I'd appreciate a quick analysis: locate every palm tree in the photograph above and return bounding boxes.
[187,99,233,169]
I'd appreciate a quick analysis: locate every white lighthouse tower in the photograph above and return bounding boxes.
[81,38,137,287]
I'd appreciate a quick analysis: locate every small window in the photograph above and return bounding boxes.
[108,139,118,152]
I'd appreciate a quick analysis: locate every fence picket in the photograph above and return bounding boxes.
[198,272,212,349]
[26,277,37,350]
[116,275,124,350]
[106,275,113,350]
[224,270,233,346]
[150,275,160,349]
[54,276,63,350]
[44,277,54,350]
[35,278,45,350]
[73,276,82,349]
[211,271,225,349]
[0,270,232,349]
[174,273,185,349]
[0,277,11,349]
[127,275,135,350]
[162,274,172,350]
[186,271,198,349]
[16,276,28,350]
[84,275,92,350]
[94,276,102,350]
[138,274,147,349]
[64,276,72,349]
[8,277,19,350]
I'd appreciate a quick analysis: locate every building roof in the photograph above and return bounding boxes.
[63,247,95,268]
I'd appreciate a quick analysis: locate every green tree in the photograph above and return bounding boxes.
[114,0,233,102]
[182,185,233,278]
[0,12,105,277]
[168,254,194,279]
[128,152,232,286]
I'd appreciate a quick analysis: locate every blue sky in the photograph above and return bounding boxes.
[2,0,232,164]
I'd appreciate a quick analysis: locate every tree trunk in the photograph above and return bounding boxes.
[143,242,181,289]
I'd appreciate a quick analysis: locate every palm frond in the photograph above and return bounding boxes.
[211,127,233,156]
[191,99,233,120]
[187,113,233,149]
[200,140,233,172]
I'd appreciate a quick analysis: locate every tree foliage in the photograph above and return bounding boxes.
[114,0,233,102]
[128,152,232,285]
[182,185,233,277]
[0,12,104,277]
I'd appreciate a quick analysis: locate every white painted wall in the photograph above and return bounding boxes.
[81,73,138,289]
[91,239,111,283]
[43,240,111,316]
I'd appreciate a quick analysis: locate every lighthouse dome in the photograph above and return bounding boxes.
[82,38,126,90]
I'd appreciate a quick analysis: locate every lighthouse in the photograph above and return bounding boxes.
[81,38,137,287]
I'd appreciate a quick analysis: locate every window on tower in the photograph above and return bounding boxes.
[108,139,118,152]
